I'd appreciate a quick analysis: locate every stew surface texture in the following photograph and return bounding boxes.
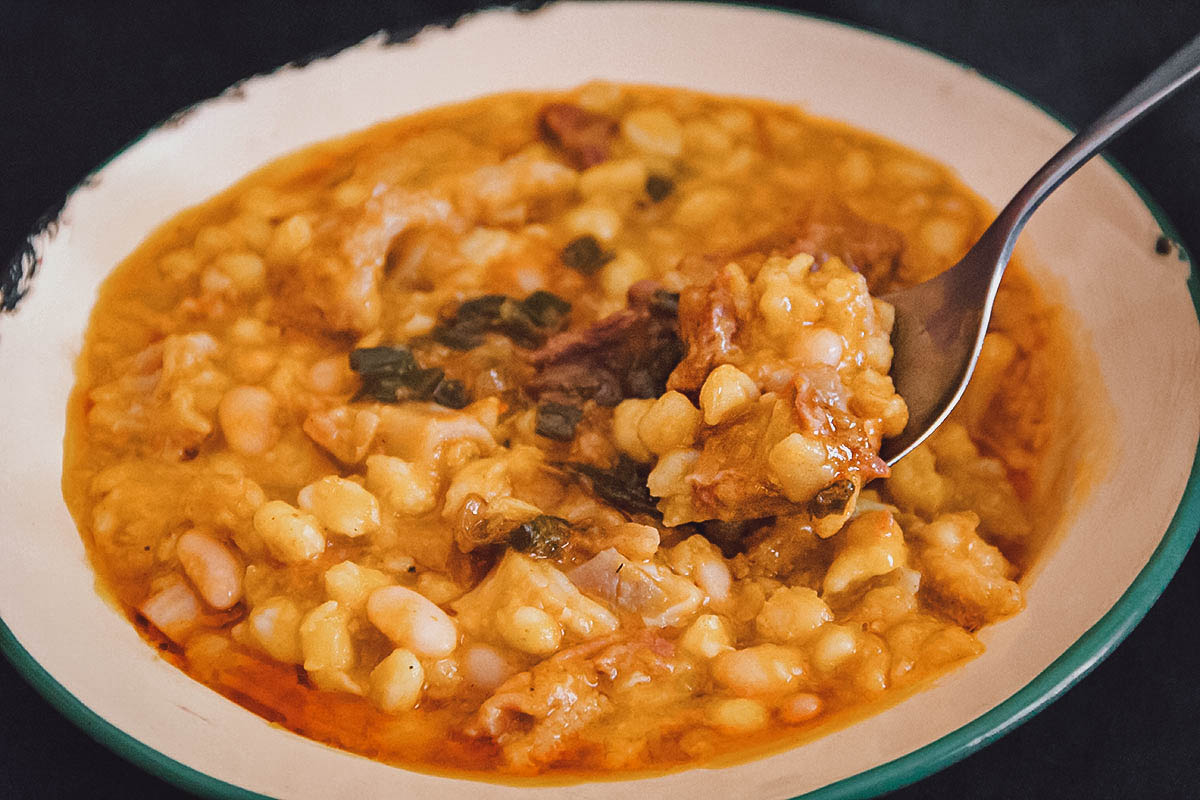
[63,84,1064,777]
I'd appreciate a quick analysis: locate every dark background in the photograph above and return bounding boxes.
[2,1,1198,797]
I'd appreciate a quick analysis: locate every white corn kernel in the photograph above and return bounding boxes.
[790,327,845,367]
[599,250,652,299]
[369,648,425,713]
[246,596,304,663]
[218,386,279,456]
[214,251,266,293]
[622,108,684,157]
[638,391,702,455]
[365,455,437,516]
[299,601,354,673]
[579,158,648,197]
[811,624,859,672]
[755,586,832,644]
[499,605,562,655]
[323,560,392,614]
[699,364,760,425]
[253,500,326,563]
[565,204,622,242]
[707,698,768,733]
[767,433,835,502]
[611,398,655,462]
[680,614,734,659]
[298,476,380,538]
[646,448,699,498]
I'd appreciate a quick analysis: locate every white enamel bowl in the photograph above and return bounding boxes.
[2,3,1198,799]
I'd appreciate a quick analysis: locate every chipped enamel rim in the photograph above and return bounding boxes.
[1,3,1197,799]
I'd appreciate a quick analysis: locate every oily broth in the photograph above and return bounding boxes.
[63,84,1062,777]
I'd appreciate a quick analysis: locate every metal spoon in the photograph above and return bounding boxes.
[881,32,1200,466]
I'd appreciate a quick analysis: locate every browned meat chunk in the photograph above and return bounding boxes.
[781,199,906,289]
[530,281,684,405]
[538,103,619,169]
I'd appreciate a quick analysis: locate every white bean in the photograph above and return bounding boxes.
[367,585,458,658]
[139,581,202,643]
[176,530,243,610]
[460,643,513,691]
[218,385,279,456]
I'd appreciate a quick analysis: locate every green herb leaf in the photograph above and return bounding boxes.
[645,174,675,203]
[520,290,572,329]
[561,235,615,275]
[434,291,573,351]
[535,402,583,441]
[808,479,856,517]
[349,345,417,375]
[508,515,572,558]
[565,455,659,517]
[432,378,470,409]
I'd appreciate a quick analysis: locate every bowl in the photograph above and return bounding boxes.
[2,3,1198,798]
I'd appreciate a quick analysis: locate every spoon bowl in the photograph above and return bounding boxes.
[880,31,1200,465]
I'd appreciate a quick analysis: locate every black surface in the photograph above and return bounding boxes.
[2,1,1199,798]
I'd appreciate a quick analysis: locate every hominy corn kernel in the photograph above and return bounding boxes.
[599,250,652,299]
[369,648,425,713]
[767,433,836,502]
[622,108,684,157]
[214,251,266,293]
[699,364,760,425]
[579,158,648,197]
[565,204,622,242]
[247,596,304,663]
[365,455,437,516]
[218,386,279,456]
[323,561,392,614]
[811,624,859,672]
[299,601,355,673]
[637,391,701,455]
[298,476,380,538]
[611,398,655,462]
[679,614,734,659]
[707,697,769,733]
[755,586,832,644]
[252,500,326,563]
[499,605,562,655]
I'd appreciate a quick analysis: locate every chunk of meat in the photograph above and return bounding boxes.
[538,103,619,169]
[274,187,456,335]
[471,652,610,772]
[468,630,681,771]
[86,333,229,460]
[531,281,684,404]
[302,406,381,464]
[913,512,1022,630]
[451,551,619,644]
[667,264,751,394]
[568,548,703,627]
[780,199,906,290]
[456,151,578,226]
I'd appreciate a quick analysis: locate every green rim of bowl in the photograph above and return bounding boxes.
[2,3,1197,799]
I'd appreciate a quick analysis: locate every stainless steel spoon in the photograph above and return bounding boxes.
[881,33,1200,466]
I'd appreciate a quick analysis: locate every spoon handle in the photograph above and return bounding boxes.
[984,31,1200,261]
